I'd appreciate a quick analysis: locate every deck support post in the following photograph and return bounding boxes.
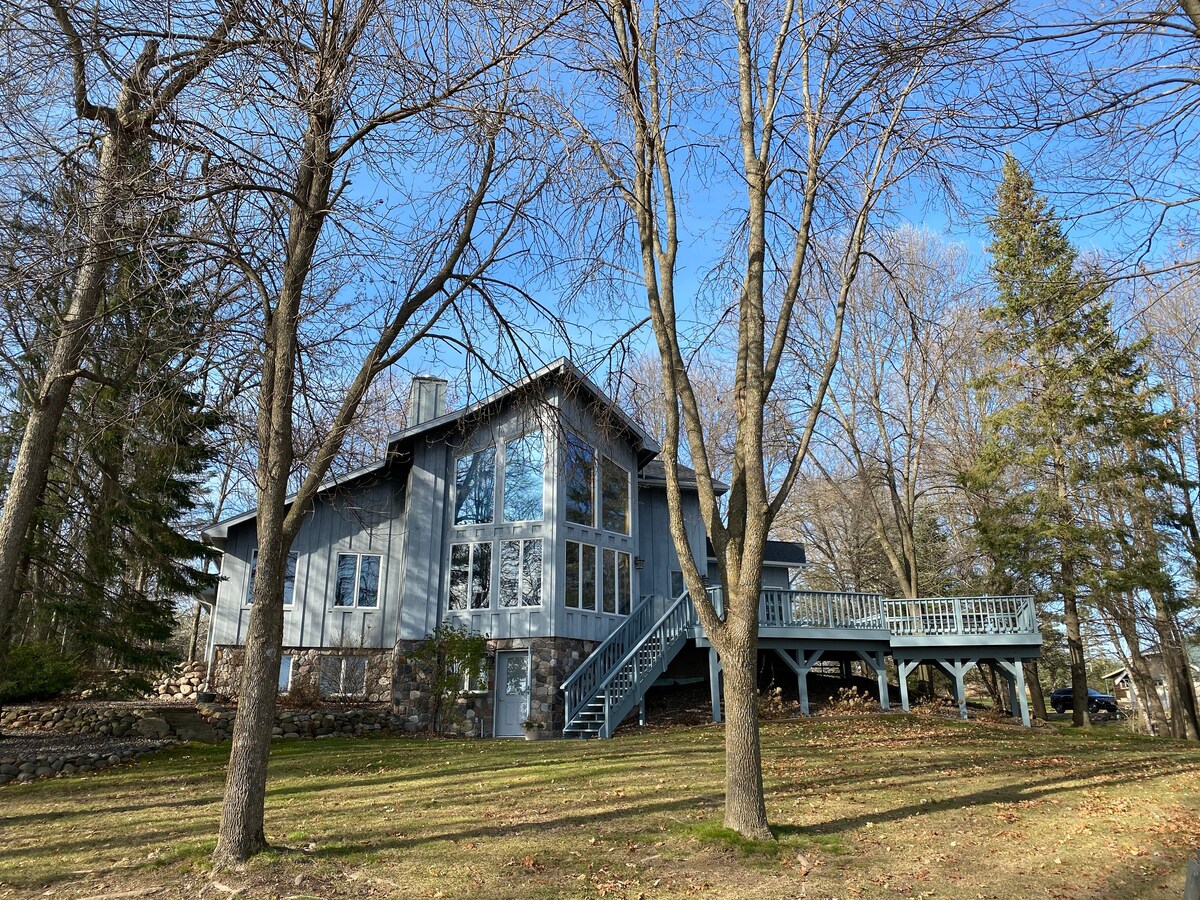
[994,658,1031,727]
[840,658,851,680]
[773,648,823,715]
[638,696,646,726]
[1014,661,1030,727]
[897,658,920,711]
[708,647,722,724]
[854,649,890,711]
[932,658,978,720]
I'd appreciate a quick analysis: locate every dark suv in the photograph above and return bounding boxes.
[1050,687,1119,715]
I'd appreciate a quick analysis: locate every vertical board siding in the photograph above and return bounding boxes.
[209,470,407,651]
[637,487,707,599]
[210,380,726,655]
[399,440,448,641]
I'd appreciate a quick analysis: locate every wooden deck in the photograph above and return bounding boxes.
[694,590,1040,725]
[564,589,1042,738]
[690,590,1040,650]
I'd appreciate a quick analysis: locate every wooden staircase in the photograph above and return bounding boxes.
[562,590,700,738]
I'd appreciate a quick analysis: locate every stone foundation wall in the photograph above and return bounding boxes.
[210,645,391,703]
[390,640,489,736]
[391,636,599,736]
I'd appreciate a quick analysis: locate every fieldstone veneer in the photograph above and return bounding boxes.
[391,637,599,736]
[210,645,392,703]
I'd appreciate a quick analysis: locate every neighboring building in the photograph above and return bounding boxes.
[1102,649,1200,718]
[203,358,1041,737]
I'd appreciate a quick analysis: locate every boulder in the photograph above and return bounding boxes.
[134,717,171,739]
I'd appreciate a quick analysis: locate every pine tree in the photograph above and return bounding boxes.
[1,162,220,672]
[970,154,1173,727]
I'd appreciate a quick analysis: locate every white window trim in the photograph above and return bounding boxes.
[459,661,488,695]
[499,537,543,608]
[278,655,293,693]
[448,540,493,611]
[564,433,597,528]
[319,654,369,698]
[600,456,632,536]
[600,547,633,617]
[332,552,383,610]
[565,540,599,612]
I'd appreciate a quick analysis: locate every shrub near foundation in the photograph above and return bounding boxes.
[0,642,81,703]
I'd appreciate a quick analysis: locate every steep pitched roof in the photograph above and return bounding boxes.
[203,357,661,543]
[385,357,659,461]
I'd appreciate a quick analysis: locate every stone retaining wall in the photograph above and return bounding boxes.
[1,702,405,743]
[0,742,173,785]
[149,661,209,701]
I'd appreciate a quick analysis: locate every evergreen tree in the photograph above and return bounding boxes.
[1,163,220,672]
[969,154,1172,727]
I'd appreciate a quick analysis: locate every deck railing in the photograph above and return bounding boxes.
[760,590,887,630]
[590,591,696,736]
[882,595,1037,637]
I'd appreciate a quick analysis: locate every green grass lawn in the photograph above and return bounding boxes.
[2,714,1198,899]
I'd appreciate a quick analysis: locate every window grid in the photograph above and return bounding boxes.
[449,541,492,610]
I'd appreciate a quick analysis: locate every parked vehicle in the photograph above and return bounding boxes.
[1050,687,1119,715]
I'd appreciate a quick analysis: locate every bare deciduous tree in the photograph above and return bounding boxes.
[203,0,559,864]
[557,0,1005,837]
[0,0,245,690]
[808,229,977,600]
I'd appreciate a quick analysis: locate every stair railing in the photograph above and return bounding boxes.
[562,594,659,727]
[591,589,701,736]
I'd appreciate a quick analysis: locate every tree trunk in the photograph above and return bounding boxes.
[213,526,288,864]
[187,601,204,663]
[0,166,119,679]
[1062,583,1090,728]
[712,630,771,840]
[980,663,1005,712]
[0,56,152,684]
[1151,597,1200,740]
[1026,660,1048,720]
[1103,609,1170,735]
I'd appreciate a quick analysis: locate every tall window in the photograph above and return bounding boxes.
[565,434,595,526]
[246,550,298,606]
[503,432,544,522]
[334,553,381,608]
[454,447,495,525]
[565,541,597,611]
[449,541,492,610]
[600,457,630,534]
[499,538,543,607]
[670,570,685,599]
[602,548,633,615]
